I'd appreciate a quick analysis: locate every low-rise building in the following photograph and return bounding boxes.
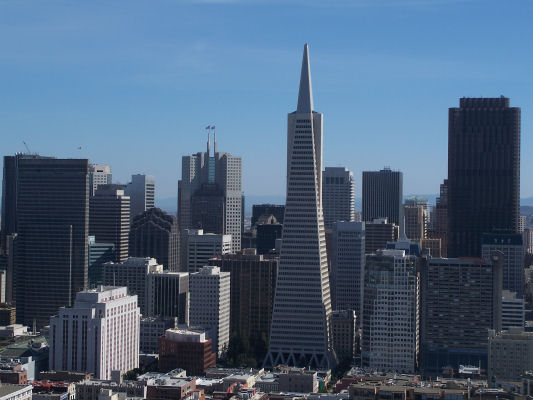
[488,329,533,383]
[145,377,196,400]
[75,380,147,400]
[278,368,318,394]
[158,329,216,376]
[0,384,32,400]
[0,362,27,384]
[140,317,176,354]
[0,324,28,338]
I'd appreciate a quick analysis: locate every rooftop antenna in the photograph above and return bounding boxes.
[22,141,31,153]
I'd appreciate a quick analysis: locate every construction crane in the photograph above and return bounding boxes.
[22,141,31,153]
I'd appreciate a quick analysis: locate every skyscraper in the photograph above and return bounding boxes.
[322,167,355,229]
[130,208,180,272]
[419,253,503,374]
[178,136,242,252]
[447,97,520,258]
[265,45,335,369]
[89,184,130,262]
[362,168,403,227]
[330,221,365,315]
[89,164,112,196]
[362,249,419,373]
[12,157,89,328]
[125,174,155,222]
[189,266,231,356]
[210,251,278,361]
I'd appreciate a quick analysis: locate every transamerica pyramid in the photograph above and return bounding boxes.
[264,44,336,369]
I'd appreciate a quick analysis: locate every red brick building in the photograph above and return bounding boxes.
[158,329,216,376]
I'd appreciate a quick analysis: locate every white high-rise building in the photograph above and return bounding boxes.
[178,136,242,252]
[362,249,419,373]
[125,174,155,222]
[189,266,230,356]
[322,167,355,229]
[89,164,112,196]
[331,221,365,315]
[49,286,140,380]
[265,44,335,369]
[181,229,232,273]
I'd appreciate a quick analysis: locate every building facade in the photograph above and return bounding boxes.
[419,254,503,374]
[88,164,112,197]
[189,266,230,356]
[89,184,130,262]
[181,229,231,273]
[322,167,355,229]
[362,168,403,227]
[158,329,216,376]
[447,97,520,258]
[88,236,115,287]
[102,257,162,315]
[362,250,419,373]
[10,156,89,328]
[146,270,189,324]
[501,290,525,331]
[125,174,155,222]
[209,252,278,354]
[330,310,357,363]
[265,45,335,369]
[364,218,399,254]
[49,286,140,380]
[255,215,282,255]
[481,231,524,298]
[140,317,176,354]
[488,329,533,383]
[130,208,180,272]
[330,221,365,315]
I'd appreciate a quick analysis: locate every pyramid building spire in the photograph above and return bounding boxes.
[296,44,314,113]
[264,44,335,369]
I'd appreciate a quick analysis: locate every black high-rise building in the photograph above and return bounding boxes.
[1,154,48,250]
[11,157,89,327]
[447,97,520,258]
[255,215,282,255]
[362,168,403,226]
[130,207,180,272]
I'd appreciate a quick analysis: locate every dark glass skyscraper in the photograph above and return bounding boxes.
[130,207,180,272]
[12,157,89,327]
[362,168,403,226]
[447,97,520,258]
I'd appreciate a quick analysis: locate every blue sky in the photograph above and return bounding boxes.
[1,0,532,201]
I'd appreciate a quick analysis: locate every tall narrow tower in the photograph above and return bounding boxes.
[265,44,335,368]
